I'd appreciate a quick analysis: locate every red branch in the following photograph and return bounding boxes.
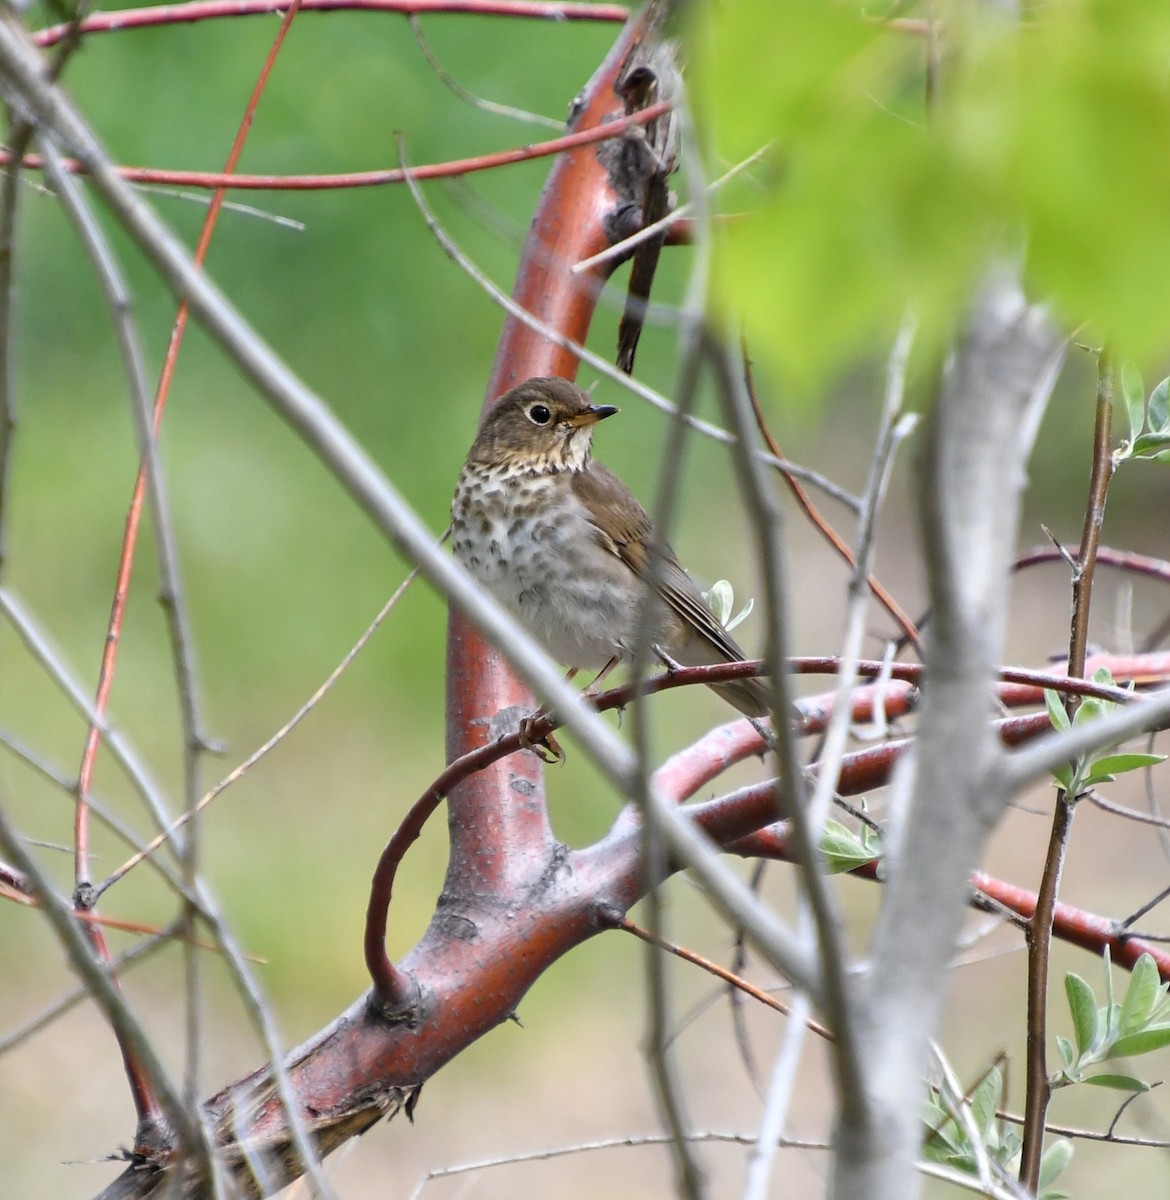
[3,101,670,192]
[34,0,629,48]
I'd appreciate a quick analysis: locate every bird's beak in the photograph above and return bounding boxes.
[567,404,619,428]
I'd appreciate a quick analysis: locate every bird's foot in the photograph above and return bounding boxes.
[518,709,565,765]
[652,644,685,674]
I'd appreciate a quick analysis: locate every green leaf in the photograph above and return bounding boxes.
[1038,1138,1074,1189]
[968,1066,1002,1137]
[1073,696,1107,726]
[1054,1034,1076,1073]
[703,580,733,626]
[1103,947,1116,1034]
[1045,688,1071,732]
[1121,361,1146,441]
[1130,431,1170,457]
[1111,1024,1170,1057]
[819,819,881,874]
[726,595,754,633]
[1119,953,1160,1034]
[1065,972,1099,1055]
[694,0,1170,389]
[1053,762,1075,792]
[1081,1073,1151,1091]
[1088,752,1165,777]
[1150,376,1170,433]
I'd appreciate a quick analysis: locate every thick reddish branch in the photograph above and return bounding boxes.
[92,18,668,1200]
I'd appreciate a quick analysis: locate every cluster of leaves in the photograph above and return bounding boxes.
[1118,364,1170,465]
[691,0,1170,391]
[819,667,1162,869]
[921,953,1170,1197]
[1057,951,1170,1093]
[923,1065,1072,1200]
[1043,671,1164,798]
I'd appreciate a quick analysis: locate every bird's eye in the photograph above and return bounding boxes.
[527,404,552,425]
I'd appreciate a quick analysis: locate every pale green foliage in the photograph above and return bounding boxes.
[1117,363,1170,463]
[1056,951,1170,1093]
[1043,668,1165,795]
[923,1064,1073,1199]
[702,579,754,631]
[819,816,881,874]
[691,0,1170,391]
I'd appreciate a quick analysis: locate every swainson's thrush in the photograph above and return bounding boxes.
[451,377,770,720]
[448,379,768,715]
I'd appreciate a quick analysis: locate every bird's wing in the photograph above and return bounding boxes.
[571,463,750,664]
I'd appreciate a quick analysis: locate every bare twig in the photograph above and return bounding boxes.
[99,565,423,899]
[710,337,865,1121]
[408,14,563,129]
[743,347,921,650]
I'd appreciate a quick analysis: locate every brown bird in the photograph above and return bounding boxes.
[451,377,770,723]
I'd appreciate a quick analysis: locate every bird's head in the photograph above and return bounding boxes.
[467,377,618,473]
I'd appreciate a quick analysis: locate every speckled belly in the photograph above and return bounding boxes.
[453,472,644,670]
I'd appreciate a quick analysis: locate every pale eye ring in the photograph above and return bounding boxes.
[527,403,552,425]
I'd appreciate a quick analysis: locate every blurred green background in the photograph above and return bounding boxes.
[4,3,1170,1198]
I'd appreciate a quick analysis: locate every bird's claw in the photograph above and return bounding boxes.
[518,713,565,764]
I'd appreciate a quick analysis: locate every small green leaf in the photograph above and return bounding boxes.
[1131,431,1170,457]
[1065,972,1099,1055]
[704,580,733,626]
[1150,376,1170,433]
[1038,1137,1073,1188]
[1089,752,1165,777]
[1053,762,1075,792]
[1073,696,1107,725]
[820,819,880,874]
[727,596,755,633]
[1111,1024,1170,1057]
[1119,953,1160,1034]
[1103,947,1116,1035]
[1055,1034,1075,1072]
[1121,361,1146,441]
[1045,688,1071,732]
[1081,1073,1151,1092]
[968,1066,1002,1137]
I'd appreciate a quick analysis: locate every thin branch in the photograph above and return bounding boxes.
[710,336,866,1120]
[0,799,208,1163]
[1021,347,1115,1191]
[3,101,670,191]
[610,914,833,1039]
[98,564,423,900]
[408,14,563,129]
[0,588,173,838]
[34,0,630,48]
[741,963,812,1200]
[407,1131,830,1200]
[743,345,921,651]
[0,926,177,1058]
